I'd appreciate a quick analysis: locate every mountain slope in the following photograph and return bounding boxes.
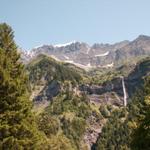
[26,55,99,149]
[115,35,150,65]
[26,52,150,149]
[27,54,83,102]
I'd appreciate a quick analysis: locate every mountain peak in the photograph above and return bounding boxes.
[136,35,150,41]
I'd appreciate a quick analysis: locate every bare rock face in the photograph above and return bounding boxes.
[21,41,128,68]
[33,80,61,101]
[79,77,127,106]
[84,115,107,150]
[21,35,150,70]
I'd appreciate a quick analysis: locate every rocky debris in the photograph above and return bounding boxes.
[30,84,45,101]
[81,79,128,149]
[83,90,123,149]
[84,114,107,150]
[88,92,122,106]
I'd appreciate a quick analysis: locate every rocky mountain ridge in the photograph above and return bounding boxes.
[22,35,150,69]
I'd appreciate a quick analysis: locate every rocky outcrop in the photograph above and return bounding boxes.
[34,80,61,101]
[126,58,150,97]
[80,77,127,100]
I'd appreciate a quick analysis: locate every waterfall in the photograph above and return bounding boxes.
[121,76,127,106]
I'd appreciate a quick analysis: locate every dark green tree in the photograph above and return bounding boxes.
[131,77,150,150]
[0,23,47,149]
[94,109,131,150]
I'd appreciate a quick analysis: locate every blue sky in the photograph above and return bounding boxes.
[0,0,150,50]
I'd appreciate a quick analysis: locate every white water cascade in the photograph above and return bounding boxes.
[121,76,127,106]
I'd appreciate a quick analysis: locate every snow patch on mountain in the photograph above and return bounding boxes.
[73,62,92,70]
[64,60,92,70]
[64,55,69,60]
[54,41,77,47]
[101,62,114,68]
[95,51,109,57]
[64,60,74,63]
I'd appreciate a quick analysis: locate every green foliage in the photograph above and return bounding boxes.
[131,77,150,150]
[94,108,131,150]
[47,134,75,150]
[37,112,59,137]
[27,54,82,86]
[62,117,86,149]
[99,104,110,118]
[94,76,150,150]
[0,23,48,149]
[37,86,92,149]
[46,85,91,118]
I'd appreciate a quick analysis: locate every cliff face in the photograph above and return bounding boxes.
[33,80,61,101]
[80,78,124,95]
[80,58,150,108]
[127,58,150,97]
[80,77,126,107]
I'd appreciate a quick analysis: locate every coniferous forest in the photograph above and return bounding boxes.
[0,23,150,150]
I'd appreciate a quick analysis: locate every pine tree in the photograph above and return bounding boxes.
[0,23,47,149]
[131,77,150,150]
